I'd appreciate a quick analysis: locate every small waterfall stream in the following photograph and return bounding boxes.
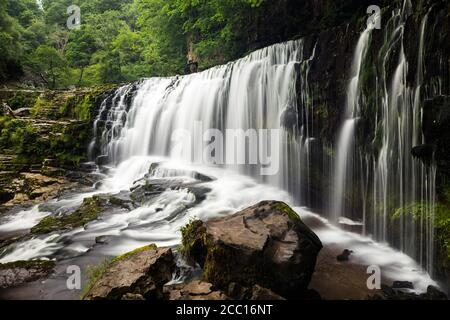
[331,20,374,223]
[370,4,436,272]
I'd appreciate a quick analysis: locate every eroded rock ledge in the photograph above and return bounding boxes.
[83,245,174,300]
[0,260,55,289]
[181,200,323,299]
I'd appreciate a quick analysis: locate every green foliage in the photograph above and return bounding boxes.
[0,117,46,157]
[275,202,301,222]
[30,45,68,88]
[111,244,157,264]
[6,91,39,110]
[0,0,271,85]
[392,203,432,221]
[0,0,23,80]
[179,219,204,257]
[1,0,388,87]
[393,201,450,262]
[59,94,96,120]
[81,259,112,299]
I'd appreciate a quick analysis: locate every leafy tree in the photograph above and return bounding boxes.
[66,26,97,84]
[0,0,23,80]
[1,0,382,88]
[30,45,67,88]
[7,0,42,28]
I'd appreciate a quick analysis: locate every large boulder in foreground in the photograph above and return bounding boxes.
[83,245,174,300]
[181,201,323,298]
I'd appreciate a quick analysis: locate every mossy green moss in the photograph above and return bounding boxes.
[5,91,40,110]
[59,93,97,121]
[179,219,205,257]
[0,115,92,167]
[80,244,158,299]
[111,244,157,264]
[393,201,450,264]
[275,202,301,222]
[33,86,116,121]
[31,196,105,234]
[81,259,111,299]
[0,259,55,271]
[31,97,46,117]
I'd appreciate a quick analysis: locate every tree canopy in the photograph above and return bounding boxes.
[0,0,381,88]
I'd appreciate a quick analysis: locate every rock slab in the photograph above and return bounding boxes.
[182,201,323,298]
[84,247,174,300]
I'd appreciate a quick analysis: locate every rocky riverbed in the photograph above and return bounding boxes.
[1,198,447,300]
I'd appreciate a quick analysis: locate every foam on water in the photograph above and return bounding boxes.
[0,157,438,293]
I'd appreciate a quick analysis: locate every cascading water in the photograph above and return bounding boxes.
[368,3,436,273]
[90,39,318,204]
[331,20,375,223]
[327,1,437,273]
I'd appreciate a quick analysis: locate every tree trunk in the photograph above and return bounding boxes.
[50,60,56,89]
[78,67,85,86]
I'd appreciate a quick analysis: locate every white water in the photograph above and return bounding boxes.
[0,159,293,262]
[0,157,437,292]
[330,20,373,223]
[328,3,437,274]
[331,119,357,223]
[370,5,436,272]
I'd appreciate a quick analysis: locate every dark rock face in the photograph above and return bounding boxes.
[280,107,298,131]
[411,145,434,163]
[369,284,448,300]
[182,201,322,299]
[392,281,414,290]
[423,96,450,179]
[426,285,448,300]
[336,249,353,262]
[0,260,55,289]
[84,247,175,300]
[95,155,109,166]
[224,282,288,300]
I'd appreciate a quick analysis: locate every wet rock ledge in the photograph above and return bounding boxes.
[0,260,55,289]
[83,201,323,300]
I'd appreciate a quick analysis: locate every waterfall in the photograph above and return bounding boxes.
[330,21,374,223]
[368,5,436,273]
[90,39,318,204]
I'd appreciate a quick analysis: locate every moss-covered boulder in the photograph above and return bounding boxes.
[83,245,174,300]
[0,260,55,289]
[31,196,106,234]
[30,86,117,121]
[181,201,323,299]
